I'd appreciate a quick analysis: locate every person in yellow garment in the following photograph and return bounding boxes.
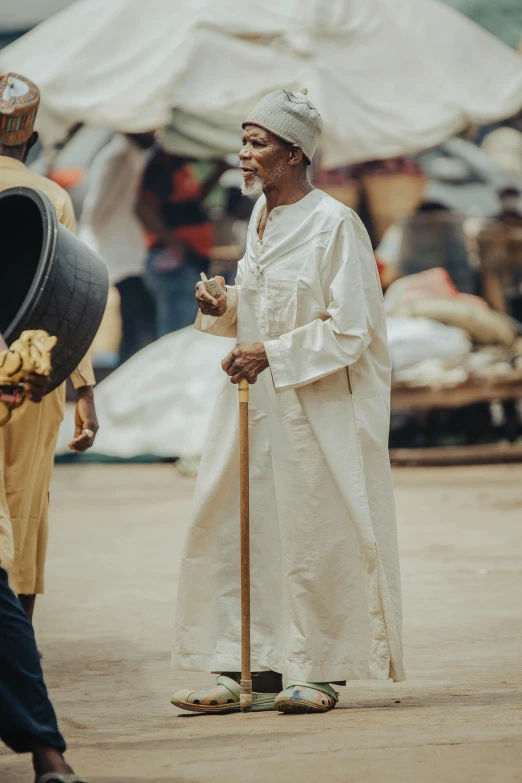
[0,375,88,783]
[0,73,98,631]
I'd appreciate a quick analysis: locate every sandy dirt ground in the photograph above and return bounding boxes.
[1,463,522,783]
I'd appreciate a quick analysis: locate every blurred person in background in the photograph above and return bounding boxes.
[0,74,89,783]
[0,73,97,630]
[212,185,255,285]
[492,186,522,325]
[225,185,254,252]
[81,132,157,364]
[495,185,522,228]
[376,200,474,294]
[135,148,229,336]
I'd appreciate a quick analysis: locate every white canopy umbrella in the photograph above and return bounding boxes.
[1,0,522,166]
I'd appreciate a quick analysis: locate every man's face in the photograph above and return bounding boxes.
[239,125,288,196]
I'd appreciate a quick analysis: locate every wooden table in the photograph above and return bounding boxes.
[389,442,522,466]
[390,376,522,465]
[391,375,522,411]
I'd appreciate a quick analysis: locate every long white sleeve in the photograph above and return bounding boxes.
[194,258,244,338]
[264,216,384,393]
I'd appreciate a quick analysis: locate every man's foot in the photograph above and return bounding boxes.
[275,682,339,714]
[32,745,87,782]
[171,675,279,714]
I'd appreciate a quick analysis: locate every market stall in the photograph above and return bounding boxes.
[387,261,522,463]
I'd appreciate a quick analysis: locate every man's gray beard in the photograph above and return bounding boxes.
[241,175,265,197]
[241,163,285,197]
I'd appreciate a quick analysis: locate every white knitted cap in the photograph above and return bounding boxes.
[243,89,323,163]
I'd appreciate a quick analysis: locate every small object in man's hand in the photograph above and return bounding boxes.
[195,275,227,317]
[201,272,227,299]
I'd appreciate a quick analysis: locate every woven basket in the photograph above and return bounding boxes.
[363,174,426,241]
[319,182,361,210]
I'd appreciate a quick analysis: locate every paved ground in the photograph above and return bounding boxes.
[1,464,522,783]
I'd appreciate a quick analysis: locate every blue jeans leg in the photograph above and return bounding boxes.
[115,275,156,363]
[0,568,66,754]
[145,252,204,337]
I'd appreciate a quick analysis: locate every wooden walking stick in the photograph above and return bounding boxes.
[238,377,252,712]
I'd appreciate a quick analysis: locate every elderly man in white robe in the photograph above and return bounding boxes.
[171,89,405,715]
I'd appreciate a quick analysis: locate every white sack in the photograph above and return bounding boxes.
[56,328,234,458]
[395,299,517,346]
[387,316,472,371]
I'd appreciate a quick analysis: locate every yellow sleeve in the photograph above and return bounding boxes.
[59,191,77,234]
[70,350,96,389]
[195,286,239,338]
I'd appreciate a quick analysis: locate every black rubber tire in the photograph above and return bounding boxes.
[0,186,109,392]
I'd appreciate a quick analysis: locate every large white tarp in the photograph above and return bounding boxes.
[0,0,75,32]
[442,0,522,50]
[1,0,522,167]
[56,327,234,459]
